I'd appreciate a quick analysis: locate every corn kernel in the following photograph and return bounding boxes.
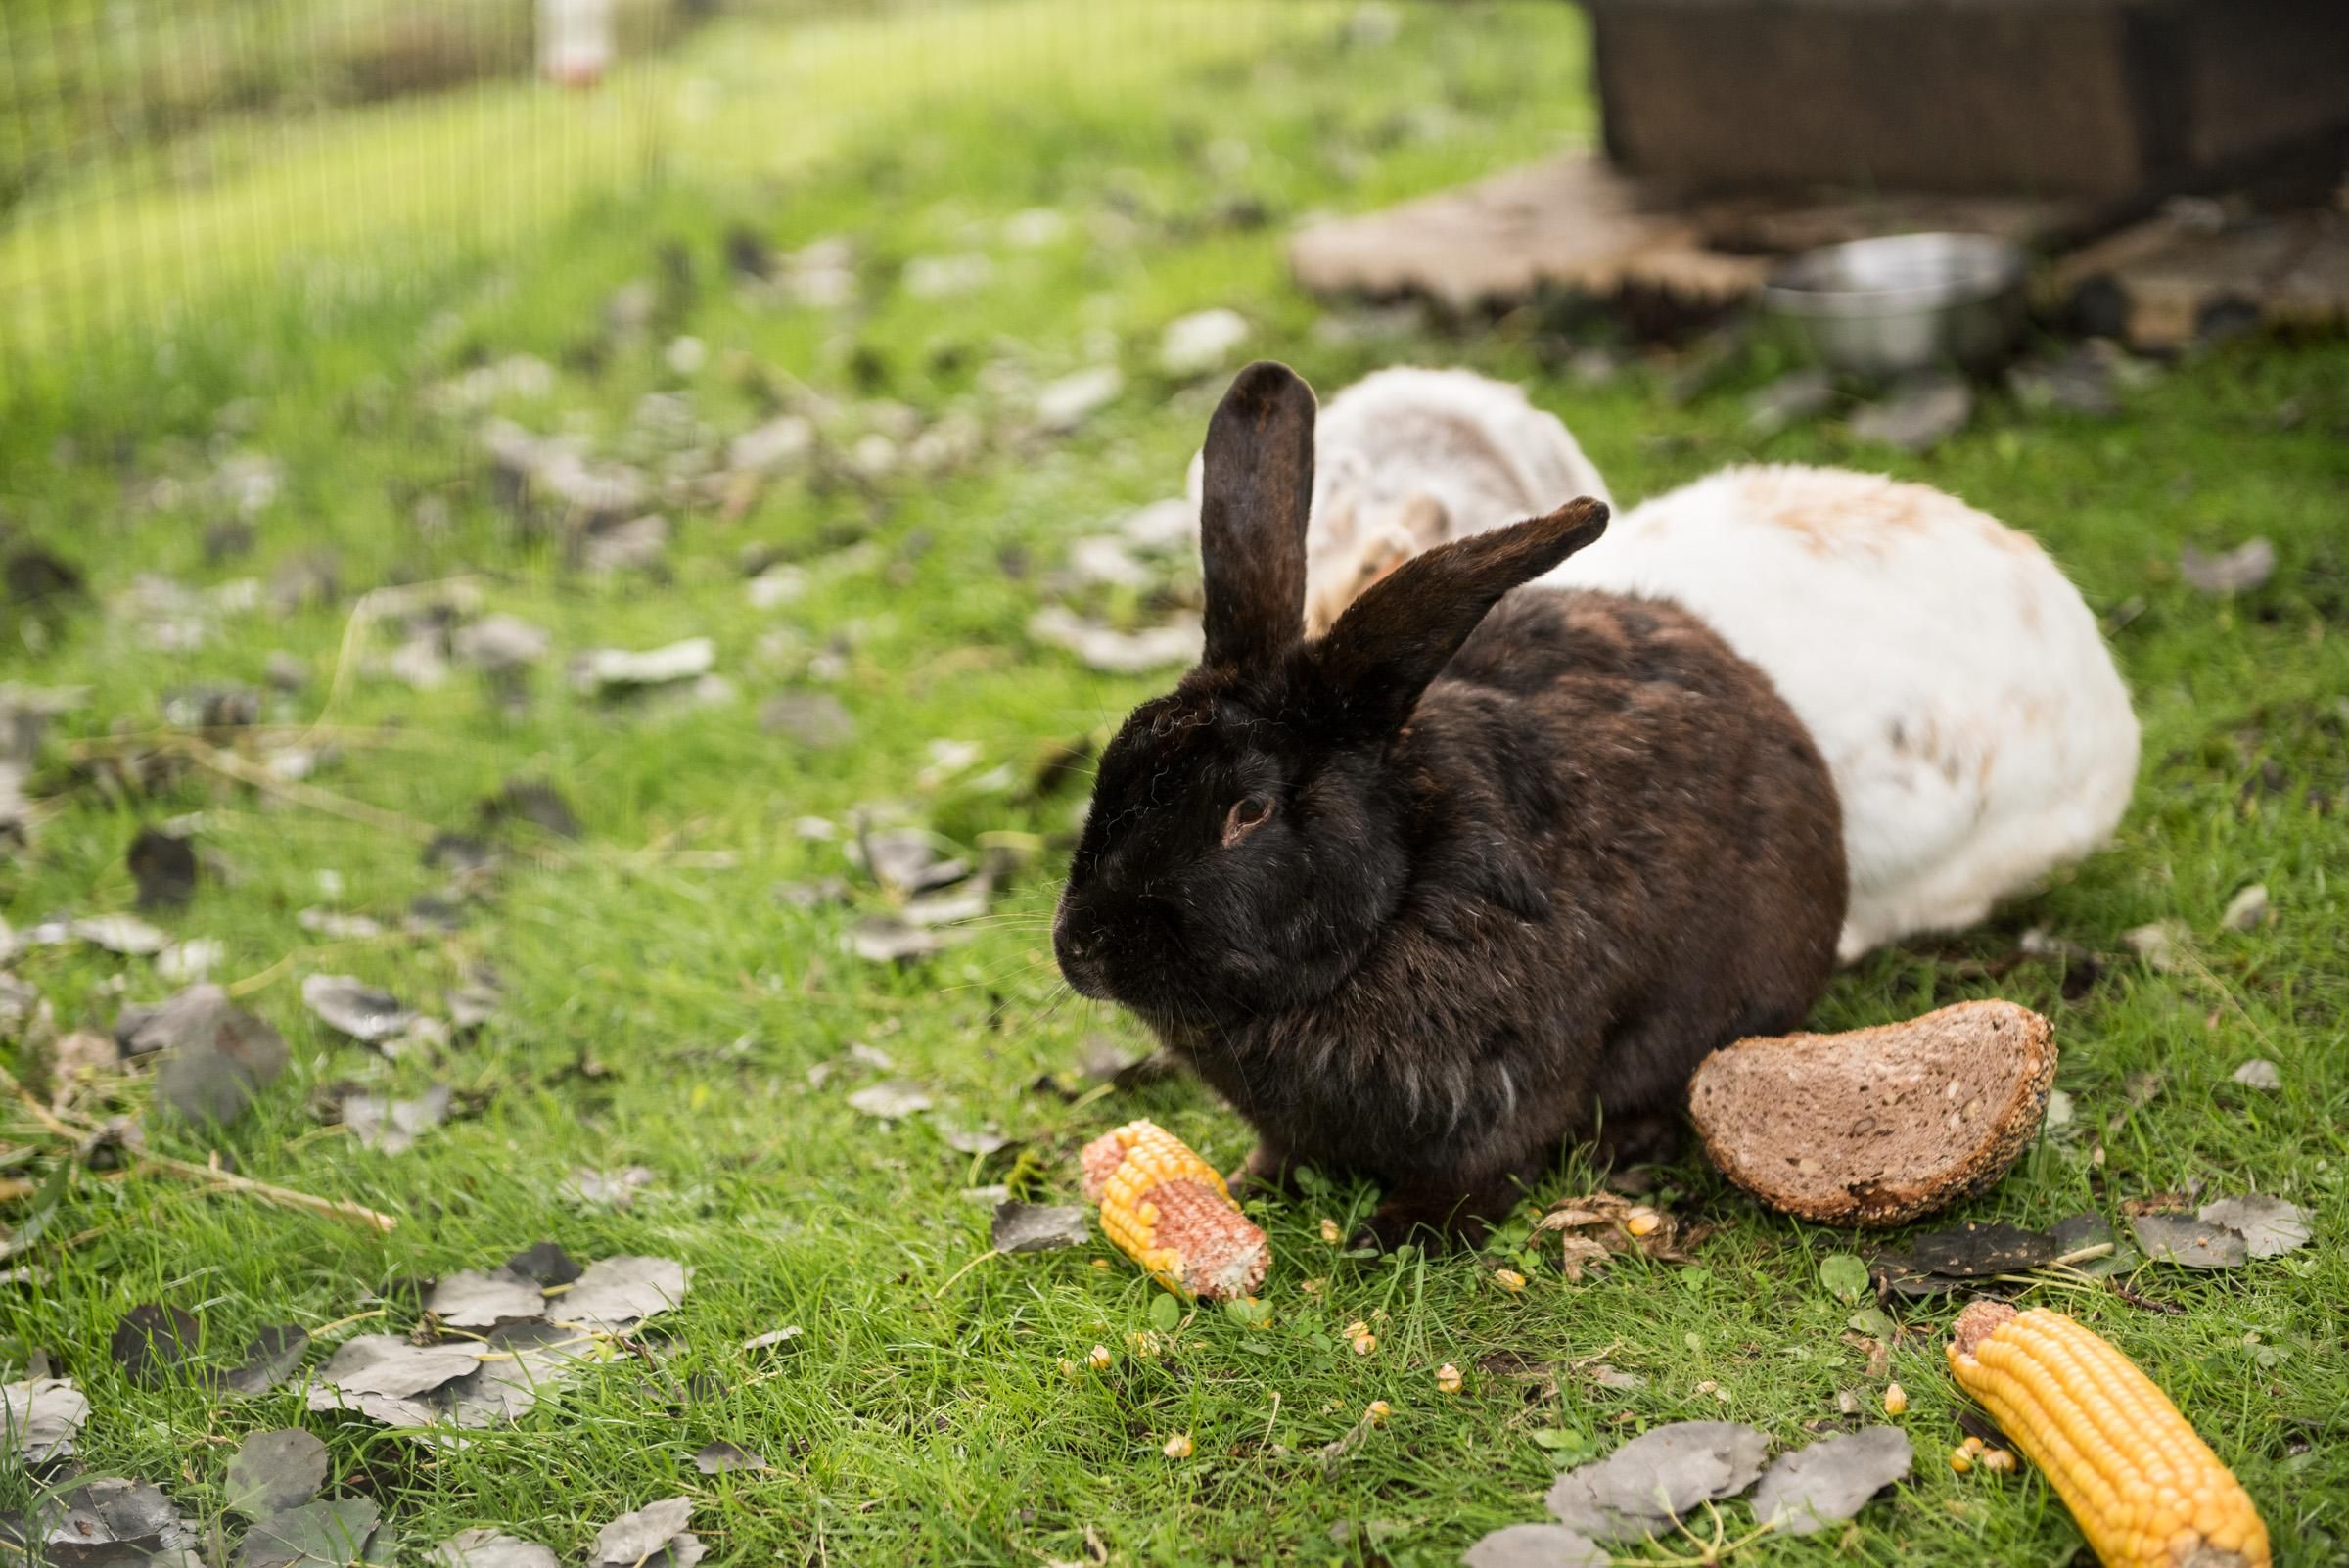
[1364,1400,1392,1425]
[1056,1358,1080,1379]
[1343,1320,1369,1339]
[1435,1363,1463,1394]
[1626,1209,1661,1237]
[1128,1330,1161,1360]
[1980,1448,2016,1475]
[1319,1218,1342,1244]
[1163,1432,1193,1458]
[1494,1268,1527,1294]
[1950,1446,1974,1474]
[1086,1344,1112,1371]
[1883,1382,1909,1415]
[1351,1331,1377,1357]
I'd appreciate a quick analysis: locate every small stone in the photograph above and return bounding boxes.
[2231,1059,2282,1091]
[1035,366,1124,432]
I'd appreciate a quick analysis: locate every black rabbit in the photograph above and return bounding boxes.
[1054,362,1846,1246]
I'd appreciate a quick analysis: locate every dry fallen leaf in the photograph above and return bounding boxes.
[427,1268,546,1330]
[301,975,416,1044]
[1751,1427,1912,1535]
[591,1497,703,1568]
[2196,1195,2312,1259]
[1543,1422,1768,1542]
[226,1427,330,1519]
[692,1439,768,1474]
[2130,1214,2247,1269]
[2,1376,89,1462]
[558,1255,691,1331]
[2230,1058,2282,1091]
[1463,1524,1609,1568]
[846,1081,932,1120]
[240,1497,380,1568]
[111,1303,204,1389]
[429,1530,560,1568]
[138,985,289,1126]
[2179,538,2276,595]
[990,1202,1089,1254]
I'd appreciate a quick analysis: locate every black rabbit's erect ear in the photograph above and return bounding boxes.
[1199,361,1316,669]
[1313,497,1610,732]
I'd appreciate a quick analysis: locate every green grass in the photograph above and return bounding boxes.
[3,3,2347,1565]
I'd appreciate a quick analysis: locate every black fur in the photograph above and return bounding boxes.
[1055,362,1846,1245]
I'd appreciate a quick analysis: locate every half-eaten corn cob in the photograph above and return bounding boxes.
[1947,1301,2269,1568]
[1081,1120,1267,1300]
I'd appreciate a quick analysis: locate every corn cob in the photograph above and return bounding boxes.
[1947,1301,2269,1568]
[1080,1120,1267,1300]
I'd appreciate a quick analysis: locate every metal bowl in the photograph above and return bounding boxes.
[1762,232,2026,379]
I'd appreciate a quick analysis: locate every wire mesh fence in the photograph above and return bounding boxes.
[0,0,931,368]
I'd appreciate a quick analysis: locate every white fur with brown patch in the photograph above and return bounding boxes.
[1541,463,2140,960]
[1186,367,1613,637]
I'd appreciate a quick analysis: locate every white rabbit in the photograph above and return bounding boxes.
[1186,367,1612,636]
[1540,464,2140,960]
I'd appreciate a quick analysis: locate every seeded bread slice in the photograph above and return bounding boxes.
[1687,999,2055,1228]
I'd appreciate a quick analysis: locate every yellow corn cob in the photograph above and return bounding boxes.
[1947,1302,2270,1568]
[1080,1120,1268,1300]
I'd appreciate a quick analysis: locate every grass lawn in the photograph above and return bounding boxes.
[3,3,2345,1565]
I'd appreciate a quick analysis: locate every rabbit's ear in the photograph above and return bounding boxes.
[1314,497,1609,731]
[1200,361,1316,669]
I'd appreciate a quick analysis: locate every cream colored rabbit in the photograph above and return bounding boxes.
[1542,465,2140,960]
[1186,367,1612,636]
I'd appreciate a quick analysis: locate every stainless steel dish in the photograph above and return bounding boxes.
[1763,232,2026,378]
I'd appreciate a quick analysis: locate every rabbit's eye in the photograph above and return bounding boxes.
[1222,794,1273,848]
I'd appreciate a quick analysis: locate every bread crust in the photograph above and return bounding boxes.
[1687,999,2055,1227]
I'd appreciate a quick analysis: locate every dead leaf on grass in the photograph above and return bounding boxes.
[1750,1426,1912,1535]
[1543,1422,1767,1542]
[300,976,416,1044]
[128,828,199,911]
[225,1427,329,1519]
[2197,1195,2312,1259]
[558,1255,690,1331]
[1902,1222,2058,1278]
[111,1304,205,1389]
[2179,538,2276,595]
[428,1268,546,1330]
[2049,1213,2139,1278]
[1464,1523,1607,1568]
[846,1081,932,1120]
[226,1324,311,1397]
[238,1497,380,1568]
[990,1202,1088,1254]
[564,1166,657,1209]
[479,779,583,840]
[429,1531,559,1568]
[2130,1214,2248,1269]
[2,1375,88,1462]
[504,1241,584,1286]
[843,915,964,965]
[590,1498,703,1568]
[1027,607,1202,673]
[341,1084,452,1155]
[309,1335,482,1401]
[141,985,290,1126]
[692,1439,768,1474]
[39,1474,200,1556]
[72,914,172,956]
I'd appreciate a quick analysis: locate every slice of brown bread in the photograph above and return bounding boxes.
[1687,999,2055,1228]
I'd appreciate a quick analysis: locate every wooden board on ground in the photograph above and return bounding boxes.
[2053,208,2349,349]
[1288,152,2084,314]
